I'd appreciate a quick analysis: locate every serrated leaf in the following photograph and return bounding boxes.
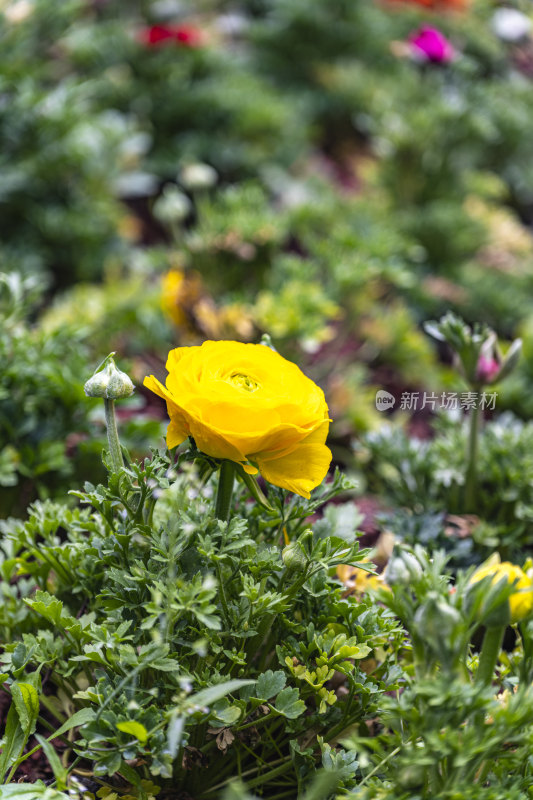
[11,644,27,671]
[11,683,39,734]
[0,703,26,782]
[24,591,64,626]
[193,612,222,631]
[337,644,371,660]
[116,721,148,744]
[255,670,286,701]
[273,687,306,719]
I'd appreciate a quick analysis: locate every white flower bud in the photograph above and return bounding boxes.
[153,185,191,225]
[84,354,134,400]
[180,162,217,190]
[491,8,531,42]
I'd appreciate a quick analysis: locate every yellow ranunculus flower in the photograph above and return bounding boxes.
[144,341,332,498]
[470,560,533,624]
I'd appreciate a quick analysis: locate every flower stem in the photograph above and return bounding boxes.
[465,401,480,512]
[476,626,504,686]
[215,461,235,522]
[104,398,124,472]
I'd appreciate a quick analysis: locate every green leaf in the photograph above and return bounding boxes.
[193,611,222,631]
[11,683,39,733]
[300,770,342,800]
[24,591,64,626]
[167,714,185,759]
[0,680,41,782]
[0,703,26,783]
[255,670,286,701]
[51,706,95,740]
[34,735,68,791]
[0,784,69,800]
[214,705,242,725]
[273,687,306,719]
[337,644,372,660]
[190,679,255,709]
[11,645,27,672]
[116,721,149,744]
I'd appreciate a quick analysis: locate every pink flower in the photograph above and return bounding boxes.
[476,355,500,384]
[409,26,455,63]
[139,24,205,48]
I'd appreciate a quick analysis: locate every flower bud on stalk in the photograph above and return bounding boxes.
[84,353,134,472]
[384,548,423,586]
[282,532,312,575]
[425,313,522,513]
[84,354,134,400]
[413,591,461,659]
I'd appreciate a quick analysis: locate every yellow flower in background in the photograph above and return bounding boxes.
[470,559,533,624]
[337,560,389,596]
[161,269,255,340]
[144,341,332,498]
[161,268,202,328]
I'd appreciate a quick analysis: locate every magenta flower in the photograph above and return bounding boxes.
[476,355,501,385]
[409,26,455,63]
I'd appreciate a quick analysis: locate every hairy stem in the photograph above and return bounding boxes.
[104,398,124,472]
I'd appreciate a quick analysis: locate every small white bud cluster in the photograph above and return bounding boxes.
[84,353,134,400]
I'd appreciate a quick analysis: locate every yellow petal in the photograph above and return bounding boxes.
[256,442,332,499]
[189,419,247,463]
[143,374,168,401]
[254,418,330,462]
[167,417,189,449]
[242,463,259,475]
[145,375,189,447]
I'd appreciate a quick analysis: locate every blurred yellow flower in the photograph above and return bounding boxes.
[161,268,201,328]
[161,269,254,340]
[144,341,332,498]
[337,560,389,595]
[470,560,533,624]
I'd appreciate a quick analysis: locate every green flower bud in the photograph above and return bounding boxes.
[397,764,425,790]
[84,353,134,400]
[282,529,312,574]
[384,548,423,586]
[282,541,307,574]
[413,592,460,649]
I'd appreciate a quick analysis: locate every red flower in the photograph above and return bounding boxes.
[139,24,204,48]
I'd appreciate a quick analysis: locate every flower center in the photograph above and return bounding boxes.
[228,372,260,393]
